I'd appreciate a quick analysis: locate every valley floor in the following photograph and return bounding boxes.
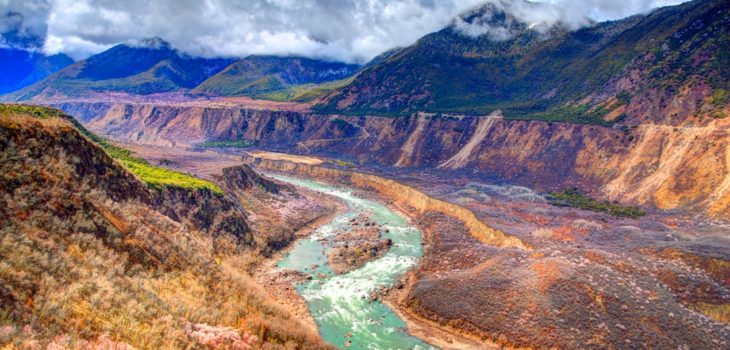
[121,143,730,349]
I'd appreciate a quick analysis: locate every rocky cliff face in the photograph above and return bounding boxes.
[241,153,526,250]
[0,105,331,349]
[55,102,730,218]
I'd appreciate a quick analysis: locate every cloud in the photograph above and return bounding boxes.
[1,0,690,62]
[454,0,689,40]
[0,0,49,50]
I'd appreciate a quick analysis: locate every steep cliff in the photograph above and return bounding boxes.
[55,102,730,218]
[241,153,527,249]
[0,105,330,349]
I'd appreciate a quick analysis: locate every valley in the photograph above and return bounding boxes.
[1,0,729,349]
[59,124,729,348]
[53,99,730,218]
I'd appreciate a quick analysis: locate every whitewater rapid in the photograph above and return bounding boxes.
[272,175,435,350]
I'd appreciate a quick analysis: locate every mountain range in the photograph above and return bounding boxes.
[2,1,730,349]
[4,38,235,100]
[194,55,360,100]
[0,48,73,94]
[318,0,729,124]
[3,0,728,127]
[2,39,361,102]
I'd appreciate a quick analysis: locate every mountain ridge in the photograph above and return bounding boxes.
[3,40,235,100]
[194,55,360,98]
[0,48,74,94]
[315,0,729,125]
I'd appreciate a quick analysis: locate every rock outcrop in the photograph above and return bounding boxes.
[55,101,730,218]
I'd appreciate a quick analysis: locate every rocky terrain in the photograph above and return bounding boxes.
[1,0,728,348]
[52,101,730,219]
[0,105,336,349]
[241,151,730,349]
[327,212,393,274]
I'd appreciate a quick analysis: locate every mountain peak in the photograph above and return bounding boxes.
[451,2,528,40]
[124,37,172,50]
[451,0,595,40]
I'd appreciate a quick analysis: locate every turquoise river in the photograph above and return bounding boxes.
[272,175,437,350]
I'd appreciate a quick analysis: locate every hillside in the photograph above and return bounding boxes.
[194,55,359,100]
[0,105,332,349]
[317,0,730,124]
[4,39,234,100]
[0,48,73,94]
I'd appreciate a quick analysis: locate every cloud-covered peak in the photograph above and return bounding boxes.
[1,0,690,62]
[452,0,687,41]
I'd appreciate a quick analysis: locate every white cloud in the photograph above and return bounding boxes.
[454,0,690,40]
[0,0,49,49]
[0,0,691,62]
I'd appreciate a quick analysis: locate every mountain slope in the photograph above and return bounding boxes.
[0,48,73,94]
[194,55,359,98]
[5,39,234,100]
[0,104,331,349]
[318,0,729,124]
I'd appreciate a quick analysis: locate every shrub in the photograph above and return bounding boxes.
[547,188,646,218]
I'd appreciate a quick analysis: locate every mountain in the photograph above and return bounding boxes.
[5,38,235,100]
[194,55,360,99]
[317,0,730,124]
[0,48,73,94]
[0,104,332,349]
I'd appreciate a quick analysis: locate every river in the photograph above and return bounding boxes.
[272,175,436,350]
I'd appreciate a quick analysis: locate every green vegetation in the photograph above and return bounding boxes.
[194,55,359,99]
[262,76,355,102]
[196,139,258,148]
[4,43,234,100]
[711,89,728,107]
[6,104,225,194]
[117,159,223,194]
[547,188,646,218]
[509,104,616,126]
[316,0,728,125]
[0,104,65,119]
[710,111,727,119]
[331,159,356,167]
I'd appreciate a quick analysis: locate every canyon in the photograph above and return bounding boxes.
[55,100,730,218]
[20,97,728,348]
[1,0,728,348]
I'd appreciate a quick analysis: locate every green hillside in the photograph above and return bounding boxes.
[317,0,729,124]
[194,55,359,98]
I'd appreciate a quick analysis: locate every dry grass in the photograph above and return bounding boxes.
[0,105,332,349]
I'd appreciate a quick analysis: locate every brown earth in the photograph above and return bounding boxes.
[240,153,730,349]
[327,212,393,274]
[51,101,730,219]
[0,106,335,349]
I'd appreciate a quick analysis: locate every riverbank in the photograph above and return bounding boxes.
[252,172,497,349]
[242,155,520,349]
[251,183,348,336]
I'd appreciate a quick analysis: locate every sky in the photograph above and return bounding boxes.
[0,0,689,63]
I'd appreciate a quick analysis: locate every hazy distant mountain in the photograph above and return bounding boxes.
[318,0,729,124]
[194,55,360,98]
[5,38,234,100]
[0,48,73,94]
